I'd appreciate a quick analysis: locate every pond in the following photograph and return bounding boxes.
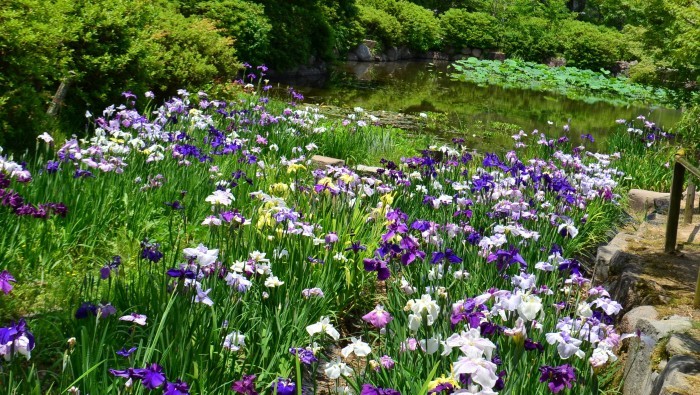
[285,61,682,150]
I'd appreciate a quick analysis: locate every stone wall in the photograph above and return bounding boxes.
[347,40,505,63]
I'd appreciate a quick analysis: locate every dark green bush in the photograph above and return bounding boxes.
[142,13,239,92]
[361,0,441,51]
[556,20,626,70]
[440,9,497,49]
[0,0,73,150]
[500,17,557,62]
[392,1,442,51]
[357,5,402,47]
[196,0,271,66]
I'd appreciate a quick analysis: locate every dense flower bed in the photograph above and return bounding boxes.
[0,79,645,394]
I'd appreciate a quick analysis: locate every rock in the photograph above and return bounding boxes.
[471,48,482,58]
[354,44,372,62]
[595,232,635,282]
[386,47,399,62]
[651,355,700,395]
[620,306,659,334]
[547,57,567,67]
[311,155,345,168]
[363,39,377,50]
[629,189,671,213]
[609,272,670,312]
[487,51,506,61]
[452,54,465,60]
[355,165,382,175]
[624,335,657,395]
[347,52,358,61]
[638,316,693,342]
[461,47,472,55]
[399,47,412,60]
[666,333,700,357]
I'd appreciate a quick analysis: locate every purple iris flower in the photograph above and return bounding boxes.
[75,302,98,319]
[116,347,137,357]
[165,201,184,210]
[290,347,318,364]
[345,241,367,253]
[73,169,94,179]
[539,364,576,393]
[431,248,462,265]
[140,240,164,263]
[166,268,196,279]
[557,259,582,275]
[428,382,455,394]
[231,373,258,395]
[360,384,401,395]
[46,160,61,174]
[100,256,121,279]
[275,378,295,395]
[364,258,391,281]
[0,270,16,294]
[135,363,167,390]
[0,318,35,352]
[487,246,527,272]
[164,379,190,395]
[525,338,544,352]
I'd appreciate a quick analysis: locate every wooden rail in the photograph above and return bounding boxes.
[664,150,700,308]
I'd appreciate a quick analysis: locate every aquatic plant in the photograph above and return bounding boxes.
[451,57,673,107]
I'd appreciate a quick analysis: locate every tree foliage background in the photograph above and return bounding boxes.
[0,0,698,151]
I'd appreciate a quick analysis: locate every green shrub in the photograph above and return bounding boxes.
[0,0,73,150]
[440,9,497,49]
[357,5,402,47]
[142,13,239,92]
[500,17,557,62]
[393,1,442,51]
[196,0,271,66]
[556,20,626,70]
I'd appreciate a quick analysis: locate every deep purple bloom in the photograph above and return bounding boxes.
[487,246,527,272]
[164,379,190,395]
[100,256,121,279]
[0,318,35,353]
[140,239,164,263]
[0,270,16,294]
[166,268,196,279]
[360,384,401,395]
[46,160,61,174]
[525,338,544,352]
[116,347,137,357]
[75,302,98,319]
[431,248,462,265]
[428,382,455,394]
[73,169,94,179]
[364,258,391,281]
[275,378,295,395]
[165,201,184,210]
[345,241,367,253]
[231,373,258,395]
[135,363,166,390]
[558,259,582,276]
[290,347,318,365]
[539,364,576,394]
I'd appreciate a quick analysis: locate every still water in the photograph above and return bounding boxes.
[288,61,682,149]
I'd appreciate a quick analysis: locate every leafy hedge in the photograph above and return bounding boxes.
[440,9,497,50]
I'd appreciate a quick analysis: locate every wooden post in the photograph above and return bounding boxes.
[684,181,695,224]
[47,71,75,117]
[695,266,700,309]
[665,159,685,253]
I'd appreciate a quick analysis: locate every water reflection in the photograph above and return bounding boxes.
[286,61,682,149]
